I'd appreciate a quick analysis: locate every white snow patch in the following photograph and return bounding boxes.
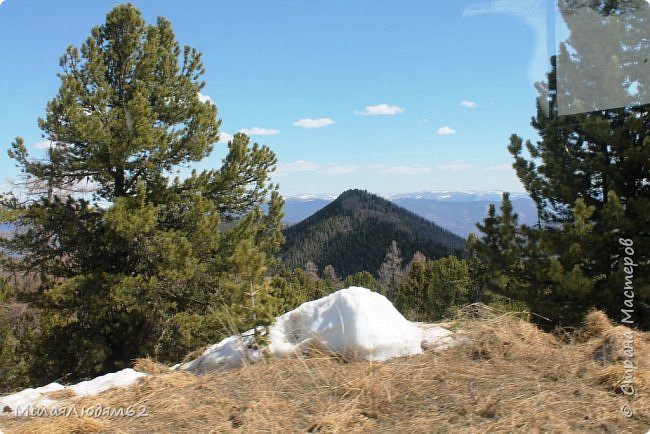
[268,287,423,361]
[418,323,457,351]
[68,368,146,397]
[0,382,64,415]
[419,323,452,342]
[178,333,264,374]
[0,368,145,417]
[287,193,337,201]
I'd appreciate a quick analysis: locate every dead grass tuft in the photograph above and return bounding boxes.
[2,311,649,433]
[455,302,502,321]
[579,309,616,341]
[595,365,650,393]
[180,344,210,363]
[133,358,170,375]
[43,389,77,400]
[6,417,109,434]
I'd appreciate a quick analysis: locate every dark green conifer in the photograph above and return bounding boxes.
[475,0,649,328]
[0,4,284,381]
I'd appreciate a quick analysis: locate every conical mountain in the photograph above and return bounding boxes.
[279,189,465,277]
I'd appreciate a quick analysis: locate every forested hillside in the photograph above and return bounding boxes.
[280,189,465,278]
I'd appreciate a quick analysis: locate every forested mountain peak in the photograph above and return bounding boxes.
[279,189,465,278]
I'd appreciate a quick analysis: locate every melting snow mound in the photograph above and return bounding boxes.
[418,323,456,351]
[181,287,426,374]
[269,286,423,361]
[68,368,146,397]
[179,286,457,374]
[0,382,64,415]
[0,368,145,417]
[178,332,264,374]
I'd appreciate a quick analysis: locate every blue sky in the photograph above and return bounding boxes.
[0,0,558,197]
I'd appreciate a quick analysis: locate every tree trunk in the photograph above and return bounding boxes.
[249,280,256,321]
[114,167,125,197]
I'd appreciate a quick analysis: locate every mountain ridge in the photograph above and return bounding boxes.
[279,189,465,278]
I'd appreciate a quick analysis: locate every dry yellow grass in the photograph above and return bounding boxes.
[1,311,649,433]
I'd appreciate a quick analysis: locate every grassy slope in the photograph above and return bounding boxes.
[1,311,649,434]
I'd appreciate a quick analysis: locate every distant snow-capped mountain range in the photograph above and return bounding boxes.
[379,190,531,202]
[283,191,536,237]
[287,191,530,202]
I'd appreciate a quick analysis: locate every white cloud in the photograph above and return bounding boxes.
[239,127,280,136]
[32,140,53,150]
[276,160,319,175]
[32,140,72,150]
[355,104,404,116]
[320,165,359,175]
[437,126,457,136]
[293,118,335,128]
[484,163,512,171]
[381,165,431,175]
[365,163,385,171]
[217,132,233,144]
[198,92,213,104]
[460,100,478,108]
[437,160,473,172]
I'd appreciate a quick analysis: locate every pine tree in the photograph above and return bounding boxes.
[476,0,650,328]
[304,261,320,281]
[465,233,487,303]
[378,240,403,301]
[9,5,219,202]
[225,238,278,338]
[0,4,284,382]
[0,278,34,393]
[402,251,426,277]
[270,268,310,312]
[397,255,472,321]
[530,198,598,324]
[473,194,527,301]
[423,256,472,320]
[322,265,342,287]
[344,271,383,293]
[395,258,427,320]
